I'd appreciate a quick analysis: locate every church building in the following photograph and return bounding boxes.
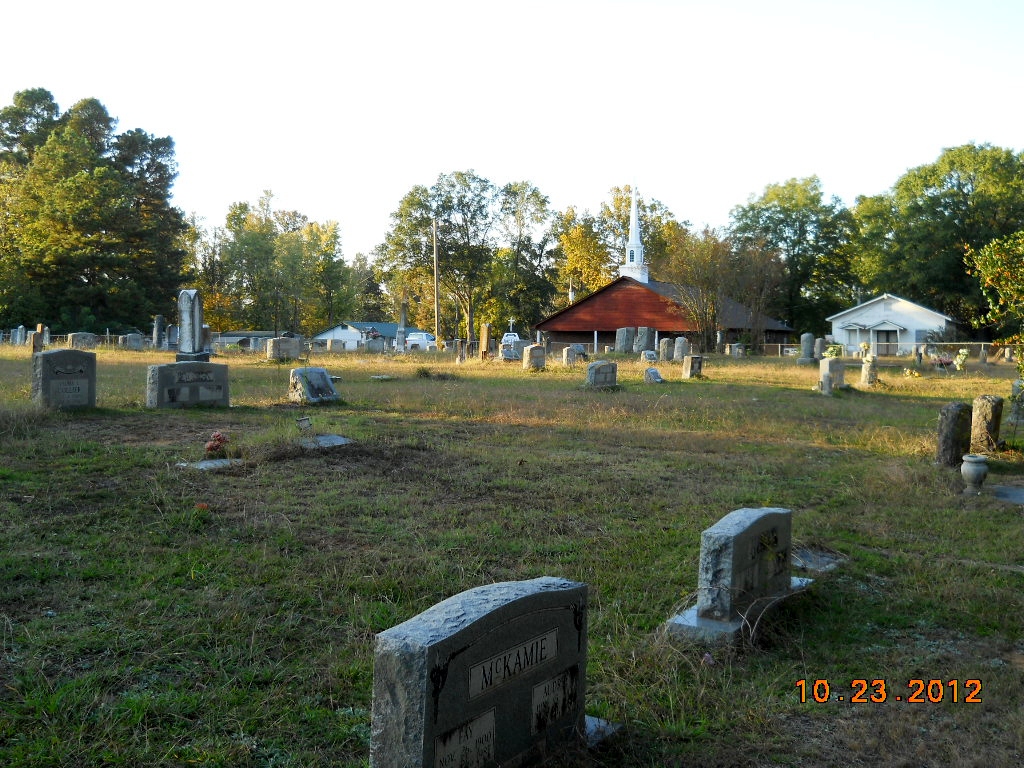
[533,187,791,350]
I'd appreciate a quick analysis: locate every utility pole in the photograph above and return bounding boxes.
[433,218,440,342]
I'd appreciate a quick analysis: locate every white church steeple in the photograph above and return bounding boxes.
[619,185,648,283]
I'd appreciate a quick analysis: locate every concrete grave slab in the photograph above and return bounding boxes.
[147,362,230,408]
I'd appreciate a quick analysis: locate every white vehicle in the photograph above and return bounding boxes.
[405,332,436,350]
[500,332,521,346]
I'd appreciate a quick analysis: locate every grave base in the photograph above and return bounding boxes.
[664,577,813,644]
[176,352,211,362]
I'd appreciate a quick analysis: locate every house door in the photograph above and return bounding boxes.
[876,330,898,356]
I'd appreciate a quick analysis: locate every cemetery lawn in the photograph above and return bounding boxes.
[2,348,1023,767]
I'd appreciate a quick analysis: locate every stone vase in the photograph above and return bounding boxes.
[961,454,989,494]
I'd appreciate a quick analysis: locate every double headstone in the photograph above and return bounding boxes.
[32,349,96,409]
[146,362,230,408]
[267,337,304,360]
[665,507,811,643]
[289,367,341,404]
[584,361,617,389]
[370,577,588,768]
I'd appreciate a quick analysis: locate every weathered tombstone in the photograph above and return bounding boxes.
[1004,347,1014,362]
[820,357,845,389]
[152,314,165,348]
[326,338,343,353]
[370,577,588,768]
[978,344,989,364]
[176,289,207,361]
[614,327,635,354]
[68,332,97,349]
[797,332,814,364]
[936,402,972,467]
[716,330,726,354]
[562,346,581,367]
[267,336,304,360]
[971,395,1003,453]
[639,350,657,364]
[1008,380,1024,426]
[32,349,97,409]
[731,343,745,359]
[584,360,617,389]
[165,324,178,350]
[16,325,26,345]
[480,323,492,360]
[666,508,810,643]
[820,370,833,396]
[146,362,230,408]
[42,326,50,346]
[126,333,143,351]
[366,337,386,354]
[523,344,546,371]
[289,367,341,404]
[681,355,703,379]
[673,337,690,359]
[635,326,654,353]
[201,325,213,353]
[117,335,128,348]
[860,354,878,386]
[27,330,43,354]
[644,367,664,384]
[813,338,825,360]
[659,338,673,362]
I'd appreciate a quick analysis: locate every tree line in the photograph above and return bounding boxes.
[3,88,1024,342]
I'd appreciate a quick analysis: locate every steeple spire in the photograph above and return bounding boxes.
[620,185,648,282]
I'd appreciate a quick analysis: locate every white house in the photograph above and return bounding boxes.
[826,294,953,356]
[312,323,363,351]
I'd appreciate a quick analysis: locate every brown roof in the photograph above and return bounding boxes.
[534,277,792,333]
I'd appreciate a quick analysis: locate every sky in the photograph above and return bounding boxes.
[3,0,1022,258]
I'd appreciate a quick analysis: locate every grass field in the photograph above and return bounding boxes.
[1,346,1022,767]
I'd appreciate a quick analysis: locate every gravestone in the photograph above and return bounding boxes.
[813,338,825,360]
[326,338,344,353]
[1008,380,1024,426]
[640,350,657,364]
[614,327,635,354]
[665,508,811,643]
[644,367,664,384]
[659,338,673,362]
[501,346,521,362]
[673,337,690,359]
[15,325,25,345]
[936,402,972,467]
[797,332,814,364]
[562,346,580,367]
[27,330,43,354]
[152,314,165,348]
[126,333,144,351]
[146,362,230,408]
[479,323,491,360]
[42,326,50,346]
[860,354,878,386]
[634,327,654,353]
[176,289,209,362]
[366,337,386,354]
[978,344,989,364]
[970,395,1003,453]
[523,344,546,371]
[370,577,588,768]
[166,324,178,350]
[820,357,845,389]
[68,332,97,349]
[731,344,745,358]
[289,367,341,404]
[267,336,304,360]
[584,360,617,389]
[681,355,703,379]
[32,349,97,409]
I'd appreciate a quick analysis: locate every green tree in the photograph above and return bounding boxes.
[553,207,613,304]
[853,143,1024,326]
[660,227,733,353]
[598,185,678,276]
[730,176,855,332]
[0,92,186,331]
[965,230,1024,339]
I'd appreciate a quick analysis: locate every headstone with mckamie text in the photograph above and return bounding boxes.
[146,362,230,408]
[32,349,96,409]
[370,577,588,768]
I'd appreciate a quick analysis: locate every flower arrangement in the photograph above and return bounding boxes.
[953,348,970,371]
[204,431,229,459]
[903,367,921,378]
[823,344,844,358]
[859,341,870,354]
[932,354,953,367]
